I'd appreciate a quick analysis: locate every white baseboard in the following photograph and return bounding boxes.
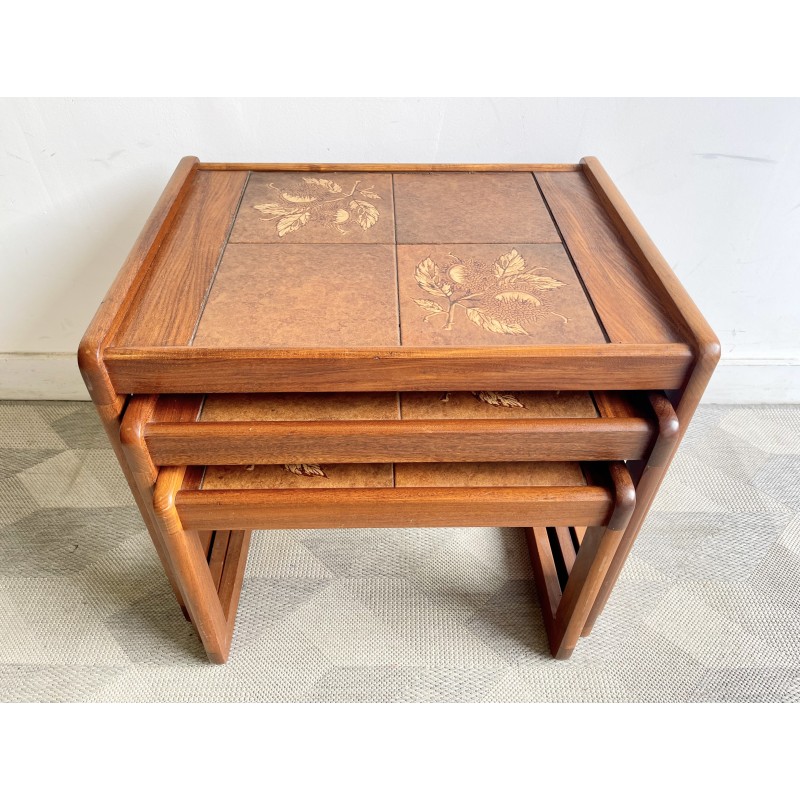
[1,353,799,404]
[0,353,90,400]
[701,358,800,404]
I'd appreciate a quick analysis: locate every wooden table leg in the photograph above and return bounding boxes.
[528,462,636,659]
[153,466,232,663]
[95,396,190,618]
[145,465,253,663]
[582,391,681,635]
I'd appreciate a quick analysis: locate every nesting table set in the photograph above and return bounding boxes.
[79,157,718,663]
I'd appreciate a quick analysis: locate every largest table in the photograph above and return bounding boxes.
[79,157,718,662]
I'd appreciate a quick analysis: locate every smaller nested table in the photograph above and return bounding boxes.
[80,157,718,663]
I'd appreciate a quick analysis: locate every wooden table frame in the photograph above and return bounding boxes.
[79,157,719,662]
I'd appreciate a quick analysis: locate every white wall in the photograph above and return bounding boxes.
[2,97,798,402]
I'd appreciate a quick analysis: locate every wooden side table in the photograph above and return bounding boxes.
[79,157,718,663]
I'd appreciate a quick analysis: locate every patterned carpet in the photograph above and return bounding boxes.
[0,401,798,702]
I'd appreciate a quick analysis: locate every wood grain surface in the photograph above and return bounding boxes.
[535,171,681,345]
[175,485,614,530]
[78,156,199,406]
[145,417,655,464]
[115,170,248,347]
[575,157,720,634]
[554,526,578,574]
[104,343,693,393]
[92,161,704,398]
[581,156,720,354]
[217,530,252,634]
[152,465,232,663]
[141,389,656,465]
[528,460,635,658]
[199,163,583,172]
[207,530,231,590]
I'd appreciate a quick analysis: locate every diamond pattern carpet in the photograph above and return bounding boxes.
[1,401,798,702]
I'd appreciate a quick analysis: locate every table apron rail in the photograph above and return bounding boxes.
[104,344,694,393]
[174,485,614,530]
[146,417,655,464]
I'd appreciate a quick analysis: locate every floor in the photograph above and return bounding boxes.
[0,401,798,702]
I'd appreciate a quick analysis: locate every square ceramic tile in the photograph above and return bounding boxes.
[230,172,395,244]
[399,391,597,419]
[393,172,560,244]
[397,243,605,346]
[201,392,400,421]
[203,462,394,490]
[193,243,400,347]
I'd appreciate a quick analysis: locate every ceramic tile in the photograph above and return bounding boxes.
[400,391,597,419]
[193,243,400,347]
[202,462,394,490]
[394,461,585,488]
[393,172,560,244]
[201,392,399,421]
[397,243,605,346]
[230,172,395,244]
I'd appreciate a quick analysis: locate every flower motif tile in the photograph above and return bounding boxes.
[230,173,395,244]
[397,243,605,346]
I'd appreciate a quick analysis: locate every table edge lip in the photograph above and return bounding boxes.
[195,162,584,172]
[104,342,694,360]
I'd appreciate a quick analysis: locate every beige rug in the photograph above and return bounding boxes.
[0,401,798,702]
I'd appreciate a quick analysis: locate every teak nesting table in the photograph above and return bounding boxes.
[79,157,719,663]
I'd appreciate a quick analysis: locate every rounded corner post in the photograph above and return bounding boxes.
[700,336,722,369]
[119,395,159,449]
[77,333,101,393]
[609,461,636,526]
[648,391,680,442]
[153,466,185,518]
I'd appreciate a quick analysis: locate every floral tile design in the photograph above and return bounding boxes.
[230,173,395,244]
[397,244,606,346]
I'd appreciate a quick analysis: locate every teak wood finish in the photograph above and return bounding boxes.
[150,458,633,661]
[79,157,718,663]
[119,394,252,630]
[138,390,663,465]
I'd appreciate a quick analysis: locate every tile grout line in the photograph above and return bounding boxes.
[532,172,611,344]
[391,173,403,348]
[188,170,252,346]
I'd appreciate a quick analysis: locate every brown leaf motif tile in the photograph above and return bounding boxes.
[413,248,569,335]
[283,464,328,478]
[472,391,525,408]
[253,176,382,238]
